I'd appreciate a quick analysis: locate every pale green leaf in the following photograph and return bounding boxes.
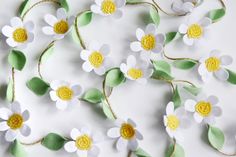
[166,143,185,157]
[208,126,225,150]
[6,79,13,102]
[226,69,236,85]
[208,8,225,23]
[101,100,116,120]
[149,7,160,26]
[105,68,125,87]
[173,60,197,70]
[82,88,103,104]
[77,11,93,27]
[59,0,69,12]
[183,85,201,96]
[26,77,50,96]
[151,70,174,81]
[153,60,171,74]
[8,50,26,71]
[172,86,181,108]
[42,133,66,151]
[10,140,27,157]
[134,148,151,157]
[165,32,181,44]
[18,0,30,18]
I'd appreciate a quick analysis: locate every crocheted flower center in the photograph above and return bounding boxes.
[195,101,212,117]
[127,68,143,79]
[101,0,116,14]
[7,114,23,130]
[75,135,92,150]
[187,24,203,39]
[13,28,28,43]
[56,86,74,101]
[141,34,156,50]
[120,123,135,140]
[89,51,104,68]
[167,115,180,131]
[53,20,69,34]
[205,57,221,72]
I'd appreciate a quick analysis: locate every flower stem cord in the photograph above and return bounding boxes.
[162,50,199,63]
[170,138,176,157]
[126,1,160,14]
[11,67,16,102]
[20,138,43,146]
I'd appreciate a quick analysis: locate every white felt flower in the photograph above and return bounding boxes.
[0,102,31,142]
[185,95,222,125]
[49,80,83,110]
[172,0,198,14]
[91,0,125,19]
[42,8,74,40]
[120,55,153,84]
[1,17,34,48]
[107,118,143,151]
[64,127,102,157]
[178,17,212,46]
[80,41,112,75]
[130,23,165,61]
[164,102,190,142]
[198,50,233,82]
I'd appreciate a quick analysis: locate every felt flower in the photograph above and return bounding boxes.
[80,41,112,75]
[0,102,31,142]
[120,55,153,84]
[198,50,233,82]
[171,0,200,14]
[130,23,165,60]
[49,80,83,110]
[91,0,125,19]
[1,17,34,48]
[164,102,190,142]
[185,95,222,125]
[178,17,212,46]
[107,118,143,151]
[64,127,102,157]
[42,8,74,40]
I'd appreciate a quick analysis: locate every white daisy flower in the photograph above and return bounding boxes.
[185,95,222,125]
[107,118,143,151]
[178,17,212,46]
[64,127,102,157]
[91,0,125,19]
[0,102,31,142]
[198,50,233,82]
[164,102,190,142]
[172,0,199,14]
[130,23,165,61]
[120,55,153,84]
[49,80,83,110]
[80,41,112,75]
[42,8,74,40]
[1,17,34,48]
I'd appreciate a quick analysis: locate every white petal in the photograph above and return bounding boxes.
[152,43,163,53]
[70,128,81,140]
[0,122,9,131]
[68,98,80,106]
[80,50,90,60]
[128,139,138,151]
[130,42,142,52]
[145,23,156,34]
[50,80,68,90]
[91,5,101,14]
[68,16,75,26]
[64,141,77,153]
[0,108,12,120]
[127,55,136,67]
[140,51,151,61]
[5,129,18,142]
[24,21,34,31]
[81,126,91,135]
[171,1,184,13]
[54,34,65,40]
[2,25,14,37]
[88,146,100,156]
[100,44,110,56]
[120,63,128,73]
[210,50,221,57]
[95,0,103,5]
[220,55,233,65]
[198,63,208,75]
[113,10,123,19]
[20,124,31,136]
[71,85,83,96]
[214,68,229,81]
[56,101,68,110]
[155,34,165,44]
[42,26,54,35]
[44,14,58,26]
[50,91,58,101]
[89,41,100,51]
[193,113,203,123]
[77,150,87,156]
[82,62,94,72]
[184,99,196,112]
[11,102,21,114]
[201,73,212,83]
[11,17,23,27]
[166,102,174,115]
[27,32,34,42]
[180,118,191,129]
[6,38,18,47]
[57,8,67,20]
[136,28,145,41]
[164,116,168,126]
[178,24,188,34]
[212,106,222,117]
[135,130,143,140]
[166,128,174,138]
[206,95,218,105]
[183,35,194,46]
[182,2,194,12]
[94,66,106,75]
[204,116,215,125]
[127,119,136,127]
[116,137,127,151]
[22,110,30,121]
[115,0,126,8]
[199,17,212,27]
[114,119,125,127]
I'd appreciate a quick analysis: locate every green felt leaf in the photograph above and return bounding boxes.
[6,79,13,102]
[134,148,151,157]
[172,86,181,108]
[105,68,125,87]
[41,43,54,63]
[166,143,185,157]
[26,77,50,96]
[18,0,30,18]
[59,0,69,12]
[8,50,26,71]
[10,140,27,157]
[153,60,171,74]
[152,70,174,81]
[77,11,93,27]
[149,7,160,26]
[82,88,103,104]
[42,133,66,151]
[101,100,116,120]
[208,8,225,23]
[208,126,225,150]
[173,60,197,70]
[226,69,236,85]
[183,85,201,96]
[165,32,181,45]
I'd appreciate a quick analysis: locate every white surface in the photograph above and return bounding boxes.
[0,0,236,157]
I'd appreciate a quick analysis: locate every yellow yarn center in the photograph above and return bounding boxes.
[75,135,92,150]
[167,115,180,131]
[53,20,69,34]
[13,28,28,43]
[141,34,156,50]
[56,86,73,101]
[101,0,116,14]
[89,51,104,68]
[195,101,212,117]
[120,123,135,140]
[205,57,221,72]
[127,68,143,79]
[187,24,203,39]
[7,114,23,130]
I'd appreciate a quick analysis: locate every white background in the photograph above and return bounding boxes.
[0,0,236,157]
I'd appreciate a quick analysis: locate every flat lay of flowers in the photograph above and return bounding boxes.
[0,0,236,157]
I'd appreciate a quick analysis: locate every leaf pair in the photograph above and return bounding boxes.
[152,61,174,81]
[27,77,50,96]
[166,143,185,157]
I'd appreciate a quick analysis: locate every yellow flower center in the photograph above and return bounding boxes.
[205,57,221,72]
[187,24,203,39]
[89,51,104,68]
[13,28,28,43]
[127,68,143,80]
[120,123,135,140]
[195,101,212,117]
[53,20,69,34]
[75,135,92,150]
[141,34,156,50]
[101,0,116,14]
[56,86,74,101]
[7,114,23,130]
[167,115,180,131]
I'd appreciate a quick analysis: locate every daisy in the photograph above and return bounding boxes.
[120,55,153,84]
[130,23,165,61]
[172,0,199,14]
[91,0,125,19]
[164,102,190,142]
[198,50,233,82]
[107,118,143,151]
[185,95,222,125]
[178,17,212,46]
[49,80,83,110]
[80,41,112,75]
[64,127,102,157]
[42,8,74,40]
[0,102,31,142]
[1,17,34,48]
